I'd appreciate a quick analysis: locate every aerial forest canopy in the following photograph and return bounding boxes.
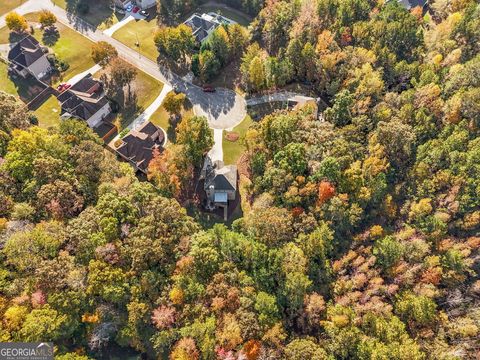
[0,0,480,359]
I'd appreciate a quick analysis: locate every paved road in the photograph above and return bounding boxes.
[8,0,246,131]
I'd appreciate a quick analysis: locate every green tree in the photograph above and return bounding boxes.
[395,292,437,328]
[284,338,329,360]
[19,306,70,342]
[176,115,213,166]
[373,235,404,273]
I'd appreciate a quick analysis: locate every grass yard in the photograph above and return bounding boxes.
[33,23,95,83]
[0,13,95,83]
[0,60,47,102]
[0,0,26,17]
[150,94,194,143]
[52,0,120,30]
[33,94,61,128]
[112,19,158,61]
[134,70,164,111]
[94,67,164,129]
[196,5,252,26]
[223,115,253,165]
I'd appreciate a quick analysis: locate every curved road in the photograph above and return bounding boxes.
[0,0,247,130]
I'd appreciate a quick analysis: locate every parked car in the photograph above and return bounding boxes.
[202,85,216,93]
[57,83,71,92]
[139,9,148,17]
[132,6,140,13]
[125,4,134,12]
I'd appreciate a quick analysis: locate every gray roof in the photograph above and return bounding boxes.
[395,0,428,9]
[58,74,108,121]
[8,35,46,69]
[205,161,237,192]
[116,121,165,173]
[184,14,218,43]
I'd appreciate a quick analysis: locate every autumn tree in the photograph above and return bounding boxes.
[163,91,186,118]
[39,10,57,28]
[91,41,118,66]
[5,12,28,33]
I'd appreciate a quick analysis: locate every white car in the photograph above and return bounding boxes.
[125,4,134,12]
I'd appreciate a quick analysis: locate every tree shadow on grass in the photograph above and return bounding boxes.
[8,31,27,44]
[42,27,60,46]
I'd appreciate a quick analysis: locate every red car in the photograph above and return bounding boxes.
[132,6,140,13]
[202,85,216,93]
[57,83,71,92]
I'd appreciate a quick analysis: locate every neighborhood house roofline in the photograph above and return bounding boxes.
[8,35,46,69]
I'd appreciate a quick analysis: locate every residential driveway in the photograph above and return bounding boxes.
[103,15,135,37]
[208,129,224,163]
[129,83,172,129]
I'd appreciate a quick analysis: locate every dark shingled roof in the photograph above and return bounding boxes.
[8,35,45,68]
[58,74,108,121]
[115,121,165,173]
[205,161,237,192]
[396,0,428,9]
[184,14,218,43]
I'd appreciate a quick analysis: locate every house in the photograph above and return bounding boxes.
[8,35,52,80]
[135,0,156,9]
[184,13,236,43]
[393,0,429,10]
[114,0,131,9]
[114,0,156,10]
[201,157,237,220]
[57,74,111,129]
[115,121,166,173]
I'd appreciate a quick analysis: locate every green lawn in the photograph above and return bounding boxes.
[112,19,158,61]
[94,68,164,129]
[0,0,26,17]
[0,13,95,84]
[150,93,194,144]
[223,115,253,165]
[34,23,95,83]
[33,94,61,128]
[52,0,121,30]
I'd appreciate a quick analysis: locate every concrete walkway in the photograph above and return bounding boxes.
[208,128,224,163]
[110,83,172,144]
[103,15,134,37]
[65,63,101,85]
